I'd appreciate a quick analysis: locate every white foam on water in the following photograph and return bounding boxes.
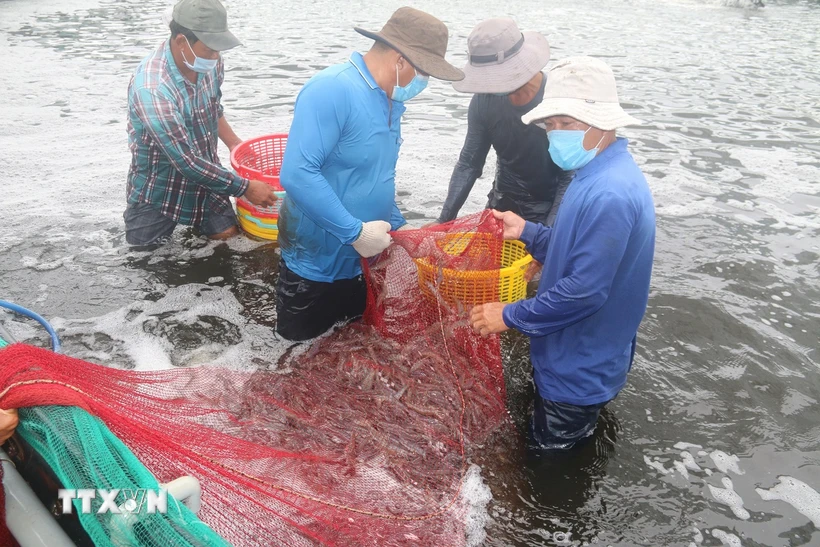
[780,389,818,416]
[674,460,691,480]
[710,450,745,475]
[710,529,742,547]
[708,477,750,520]
[644,455,670,475]
[681,451,703,472]
[54,284,285,371]
[461,464,492,547]
[756,476,820,527]
[693,527,704,543]
[675,442,704,451]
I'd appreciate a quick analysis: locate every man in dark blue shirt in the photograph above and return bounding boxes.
[470,57,656,450]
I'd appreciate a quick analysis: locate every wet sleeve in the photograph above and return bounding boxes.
[132,86,248,197]
[503,191,635,337]
[438,96,492,222]
[279,78,362,245]
[519,221,552,264]
[390,202,407,230]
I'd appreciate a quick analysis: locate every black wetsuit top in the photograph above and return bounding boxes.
[438,73,568,225]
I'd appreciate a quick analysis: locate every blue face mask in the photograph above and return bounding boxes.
[182,36,218,74]
[392,64,428,102]
[546,128,605,171]
[491,92,509,97]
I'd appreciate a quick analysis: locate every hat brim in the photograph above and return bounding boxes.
[452,31,550,94]
[354,27,465,82]
[522,98,643,131]
[193,29,242,52]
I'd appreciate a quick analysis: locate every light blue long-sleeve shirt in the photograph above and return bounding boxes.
[278,52,407,282]
[502,138,656,406]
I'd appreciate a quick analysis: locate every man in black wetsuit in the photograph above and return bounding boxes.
[438,18,568,225]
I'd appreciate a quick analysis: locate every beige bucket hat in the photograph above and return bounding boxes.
[355,7,464,81]
[522,56,642,131]
[453,18,550,94]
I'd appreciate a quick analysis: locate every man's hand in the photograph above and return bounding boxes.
[470,302,510,337]
[244,179,278,208]
[0,409,19,444]
[352,221,392,258]
[492,209,526,240]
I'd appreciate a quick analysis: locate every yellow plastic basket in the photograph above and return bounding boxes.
[237,210,279,241]
[414,233,532,306]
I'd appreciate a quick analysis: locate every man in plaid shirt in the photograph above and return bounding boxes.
[125,0,276,246]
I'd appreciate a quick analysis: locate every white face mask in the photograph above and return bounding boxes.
[181,36,218,73]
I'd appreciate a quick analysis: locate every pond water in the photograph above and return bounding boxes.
[1,0,819,545]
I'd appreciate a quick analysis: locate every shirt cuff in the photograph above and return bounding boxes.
[502,301,520,330]
[519,221,540,246]
[231,176,249,198]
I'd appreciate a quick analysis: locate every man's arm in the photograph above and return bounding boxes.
[390,202,407,230]
[132,86,248,197]
[278,78,362,245]
[519,221,552,264]
[438,96,492,223]
[218,116,242,153]
[503,191,635,337]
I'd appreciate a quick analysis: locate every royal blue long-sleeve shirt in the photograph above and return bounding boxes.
[502,138,656,406]
[278,52,407,282]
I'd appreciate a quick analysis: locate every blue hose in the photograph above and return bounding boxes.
[0,300,61,353]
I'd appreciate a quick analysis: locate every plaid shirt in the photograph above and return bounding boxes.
[126,40,248,226]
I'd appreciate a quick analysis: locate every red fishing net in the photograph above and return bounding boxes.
[0,211,513,546]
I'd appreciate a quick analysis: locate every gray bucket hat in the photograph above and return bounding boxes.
[355,7,464,82]
[453,18,550,94]
[172,0,241,52]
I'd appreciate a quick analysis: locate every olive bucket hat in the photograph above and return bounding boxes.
[172,0,241,51]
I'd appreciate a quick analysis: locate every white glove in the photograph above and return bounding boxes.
[351,221,392,258]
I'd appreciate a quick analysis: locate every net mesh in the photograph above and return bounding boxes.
[0,211,514,546]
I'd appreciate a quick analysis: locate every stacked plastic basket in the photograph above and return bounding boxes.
[230,134,287,241]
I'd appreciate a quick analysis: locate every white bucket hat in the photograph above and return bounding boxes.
[522,56,642,131]
[453,18,550,94]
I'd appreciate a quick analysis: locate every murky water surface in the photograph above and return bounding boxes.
[1,0,819,545]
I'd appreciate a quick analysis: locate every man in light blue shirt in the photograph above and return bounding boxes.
[276,8,463,341]
[470,57,656,449]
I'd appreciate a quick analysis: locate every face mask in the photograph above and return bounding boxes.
[181,36,218,74]
[491,92,509,97]
[546,128,605,171]
[392,63,428,102]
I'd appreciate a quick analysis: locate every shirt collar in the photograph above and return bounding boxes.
[164,39,194,89]
[577,137,629,177]
[349,52,379,90]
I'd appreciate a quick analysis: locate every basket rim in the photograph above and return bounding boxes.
[414,238,532,277]
[236,200,280,220]
[229,133,288,186]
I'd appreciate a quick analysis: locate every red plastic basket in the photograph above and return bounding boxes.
[231,134,288,216]
[230,134,287,189]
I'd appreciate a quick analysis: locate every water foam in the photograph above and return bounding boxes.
[710,450,745,475]
[756,476,820,527]
[461,464,492,547]
[708,477,750,520]
[53,284,285,371]
[710,529,742,546]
